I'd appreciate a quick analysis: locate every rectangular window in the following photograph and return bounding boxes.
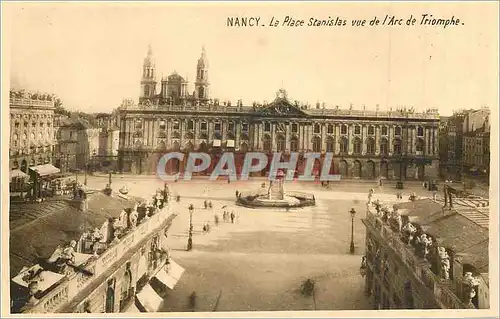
[187,120,194,130]
[368,126,375,135]
[354,125,361,135]
[215,121,221,131]
[264,122,271,132]
[228,122,235,132]
[291,123,298,133]
[381,126,388,136]
[242,122,249,132]
[327,125,334,134]
[341,125,347,135]
[159,120,166,130]
[201,121,208,131]
[313,124,321,134]
[173,121,180,130]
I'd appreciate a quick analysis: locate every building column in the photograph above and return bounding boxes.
[362,124,367,155]
[285,122,291,151]
[321,124,326,152]
[348,124,353,155]
[271,123,276,152]
[375,125,380,155]
[235,121,241,151]
[335,124,341,155]
[411,127,416,155]
[388,126,393,155]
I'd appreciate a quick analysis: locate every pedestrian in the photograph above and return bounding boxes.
[202,224,207,234]
[235,190,239,199]
[223,211,228,222]
[214,214,219,226]
[208,201,212,209]
[206,222,210,233]
[189,291,196,311]
[432,191,437,201]
[230,211,235,224]
[204,200,208,209]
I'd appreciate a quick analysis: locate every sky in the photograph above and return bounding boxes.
[5,2,499,115]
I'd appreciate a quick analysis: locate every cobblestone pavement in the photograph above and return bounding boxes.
[84,176,435,311]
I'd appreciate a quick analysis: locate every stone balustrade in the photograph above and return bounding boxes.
[24,205,172,314]
[365,203,466,309]
[9,98,55,108]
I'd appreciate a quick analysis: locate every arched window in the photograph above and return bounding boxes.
[380,138,388,155]
[340,136,348,154]
[326,136,335,152]
[263,135,271,152]
[394,138,402,155]
[312,136,321,152]
[353,137,362,154]
[313,124,321,134]
[290,136,299,152]
[277,135,286,152]
[366,138,375,155]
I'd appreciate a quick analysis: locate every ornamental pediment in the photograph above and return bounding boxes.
[255,89,307,117]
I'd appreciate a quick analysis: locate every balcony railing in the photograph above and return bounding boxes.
[24,205,173,314]
[365,205,465,309]
[10,98,55,108]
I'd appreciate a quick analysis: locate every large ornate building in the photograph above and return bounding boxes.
[9,90,58,174]
[118,47,440,180]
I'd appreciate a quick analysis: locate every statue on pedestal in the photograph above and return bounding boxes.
[438,247,450,280]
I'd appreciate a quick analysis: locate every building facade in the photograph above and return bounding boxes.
[362,196,489,310]
[96,113,121,171]
[10,185,180,314]
[439,108,490,181]
[118,47,440,180]
[9,90,57,173]
[55,118,101,172]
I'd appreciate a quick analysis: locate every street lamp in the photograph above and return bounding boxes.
[187,204,194,251]
[349,208,356,254]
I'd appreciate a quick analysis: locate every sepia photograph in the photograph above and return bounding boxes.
[1,1,498,317]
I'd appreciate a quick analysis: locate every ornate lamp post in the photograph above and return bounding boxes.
[187,204,194,251]
[349,208,356,254]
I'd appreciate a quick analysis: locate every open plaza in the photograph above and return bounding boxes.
[84,175,436,311]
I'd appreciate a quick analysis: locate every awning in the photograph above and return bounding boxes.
[154,267,178,289]
[213,139,221,147]
[12,265,65,293]
[168,259,185,282]
[10,169,29,180]
[226,140,235,148]
[136,283,163,312]
[29,164,60,176]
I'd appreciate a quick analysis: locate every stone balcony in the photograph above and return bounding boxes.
[365,206,465,309]
[10,98,55,109]
[23,205,174,314]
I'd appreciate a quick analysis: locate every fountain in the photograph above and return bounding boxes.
[236,171,315,208]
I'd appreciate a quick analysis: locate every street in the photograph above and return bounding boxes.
[86,175,436,311]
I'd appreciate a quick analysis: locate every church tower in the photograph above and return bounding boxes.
[140,45,157,102]
[194,46,209,101]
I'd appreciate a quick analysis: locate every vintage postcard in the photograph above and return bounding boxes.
[1,1,498,318]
